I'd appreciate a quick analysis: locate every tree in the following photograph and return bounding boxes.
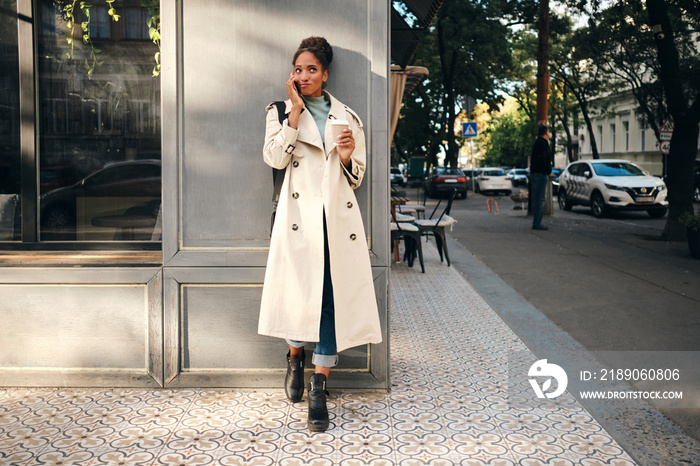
[550,25,613,160]
[560,0,700,240]
[646,0,700,240]
[480,98,534,167]
[395,0,534,168]
[508,15,580,164]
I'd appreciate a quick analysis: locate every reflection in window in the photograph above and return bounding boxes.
[90,6,111,39]
[38,0,161,242]
[0,0,21,241]
[126,8,150,39]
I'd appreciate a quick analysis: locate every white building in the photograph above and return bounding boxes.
[575,90,700,176]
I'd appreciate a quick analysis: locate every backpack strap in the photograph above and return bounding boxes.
[270,101,287,234]
[271,101,287,203]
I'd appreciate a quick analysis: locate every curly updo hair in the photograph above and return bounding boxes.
[293,36,333,71]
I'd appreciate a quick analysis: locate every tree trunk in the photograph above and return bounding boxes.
[557,107,574,164]
[393,138,406,166]
[445,89,458,168]
[437,18,459,168]
[662,117,699,240]
[557,69,600,159]
[647,0,700,241]
[580,100,600,159]
[536,0,550,127]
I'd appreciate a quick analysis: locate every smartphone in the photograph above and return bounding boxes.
[294,81,302,95]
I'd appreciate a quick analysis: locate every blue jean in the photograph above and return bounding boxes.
[531,173,548,228]
[287,216,338,368]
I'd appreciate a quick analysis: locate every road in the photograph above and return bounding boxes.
[404,184,700,441]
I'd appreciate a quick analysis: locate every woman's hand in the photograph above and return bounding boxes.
[335,129,355,169]
[285,73,303,129]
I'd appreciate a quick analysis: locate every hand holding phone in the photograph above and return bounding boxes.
[287,73,304,109]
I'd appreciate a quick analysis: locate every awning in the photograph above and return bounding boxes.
[401,0,443,28]
[391,0,444,69]
[390,65,429,141]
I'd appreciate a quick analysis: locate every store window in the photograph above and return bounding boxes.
[89,6,111,39]
[125,7,150,39]
[0,1,21,241]
[2,0,161,247]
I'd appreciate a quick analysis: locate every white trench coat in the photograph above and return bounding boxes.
[258,92,382,352]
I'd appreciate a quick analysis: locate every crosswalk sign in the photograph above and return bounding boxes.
[462,122,477,138]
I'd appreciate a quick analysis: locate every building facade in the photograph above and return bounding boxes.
[575,90,700,176]
[1,0,391,388]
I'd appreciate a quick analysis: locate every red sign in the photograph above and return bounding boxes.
[660,140,671,156]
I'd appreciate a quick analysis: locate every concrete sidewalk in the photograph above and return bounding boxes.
[0,240,690,464]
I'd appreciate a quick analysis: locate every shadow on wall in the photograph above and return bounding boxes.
[179,1,380,246]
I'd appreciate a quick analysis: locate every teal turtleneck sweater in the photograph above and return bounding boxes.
[303,95,331,144]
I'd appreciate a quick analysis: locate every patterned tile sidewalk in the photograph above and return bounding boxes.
[0,243,637,465]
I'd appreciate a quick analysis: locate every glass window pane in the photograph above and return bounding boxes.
[37,0,161,242]
[0,0,21,241]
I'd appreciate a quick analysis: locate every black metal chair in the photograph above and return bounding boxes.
[390,210,425,273]
[414,188,456,266]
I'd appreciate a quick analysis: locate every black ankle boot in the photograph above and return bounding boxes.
[285,349,305,402]
[307,373,330,432]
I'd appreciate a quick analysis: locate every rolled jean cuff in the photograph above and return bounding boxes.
[312,352,338,368]
[286,339,306,348]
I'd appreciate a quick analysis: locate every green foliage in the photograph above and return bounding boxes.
[679,212,700,232]
[480,101,534,168]
[56,0,160,78]
[142,0,161,76]
[394,0,536,168]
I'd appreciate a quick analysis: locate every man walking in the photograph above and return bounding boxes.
[530,125,552,230]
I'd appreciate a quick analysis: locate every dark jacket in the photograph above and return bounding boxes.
[530,137,552,175]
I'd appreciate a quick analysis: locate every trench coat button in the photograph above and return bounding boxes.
[293,161,299,168]
[350,233,357,241]
[292,192,299,199]
[292,224,298,231]
[346,201,353,208]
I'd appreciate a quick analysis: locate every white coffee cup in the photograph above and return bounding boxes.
[330,119,350,145]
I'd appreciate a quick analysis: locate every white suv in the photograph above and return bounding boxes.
[557,159,668,218]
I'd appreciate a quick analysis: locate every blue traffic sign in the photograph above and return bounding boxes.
[462,122,477,138]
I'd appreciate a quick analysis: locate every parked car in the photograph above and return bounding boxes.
[551,168,563,195]
[390,167,407,187]
[40,159,162,235]
[507,168,529,187]
[461,168,478,190]
[424,167,468,199]
[557,159,667,218]
[474,168,512,195]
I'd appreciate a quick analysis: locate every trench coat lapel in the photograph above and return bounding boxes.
[284,100,324,150]
[324,95,347,157]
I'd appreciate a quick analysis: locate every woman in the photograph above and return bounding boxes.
[258,36,382,432]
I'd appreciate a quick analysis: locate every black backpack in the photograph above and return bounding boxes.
[270,101,288,234]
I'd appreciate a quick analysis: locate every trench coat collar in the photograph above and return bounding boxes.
[284,92,346,152]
